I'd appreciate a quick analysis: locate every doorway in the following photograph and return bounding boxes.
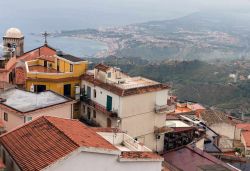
[44,61,48,68]
[64,84,71,97]
[35,85,46,93]
[107,118,112,127]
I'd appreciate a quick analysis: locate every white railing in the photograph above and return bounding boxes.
[123,134,151,151]
[155,104,175,114]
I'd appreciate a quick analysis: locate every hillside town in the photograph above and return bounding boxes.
[0,28,249,171]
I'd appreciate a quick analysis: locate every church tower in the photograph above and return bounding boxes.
[3,28,24,57]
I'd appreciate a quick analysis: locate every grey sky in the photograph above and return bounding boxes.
[1,0,250,33]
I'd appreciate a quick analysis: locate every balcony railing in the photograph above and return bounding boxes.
[155,104,175,114]
[81,95,118,118]
[123,133,151,151]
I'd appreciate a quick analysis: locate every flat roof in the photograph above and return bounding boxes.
[166,120,190,127]
[114,77,160,90]
[0,89,70,113]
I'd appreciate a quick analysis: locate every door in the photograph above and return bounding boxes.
[106,95,112,111]
[87,86,91,98]
[107,118,112,127]
[64,84,71,97]
[44,61,48,67]
[35,85,46,93]
[57,59,60,71]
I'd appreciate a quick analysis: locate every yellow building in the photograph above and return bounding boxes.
[25,53,88,99]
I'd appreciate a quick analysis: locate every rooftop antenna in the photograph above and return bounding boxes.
[42,31,50,45]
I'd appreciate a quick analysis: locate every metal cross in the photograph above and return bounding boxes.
[42,31,50,45]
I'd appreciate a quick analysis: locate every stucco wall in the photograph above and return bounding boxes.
[82,80,120,114]
[210,123,235,139]
[45,151,162,171]
[1,103,72,132]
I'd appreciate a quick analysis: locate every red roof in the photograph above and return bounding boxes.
[0,116,117,171]
[164,146,237,171]
[236,123,250,131]
[120,151,162,160]
[95,63,111,72]
[242,131,250,147]
[18,44,56,62]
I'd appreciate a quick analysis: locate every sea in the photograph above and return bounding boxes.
[0,0,190,57]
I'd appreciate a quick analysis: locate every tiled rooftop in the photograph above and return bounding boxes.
[236,123,250,131]
[0,116,118,171]
[199,110,232,126]
[0,89,70,113]
[95,63,111,72]
[242,131,250,147]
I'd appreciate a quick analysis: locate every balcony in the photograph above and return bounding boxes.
[81,95,118,118]
[155,104,175,114]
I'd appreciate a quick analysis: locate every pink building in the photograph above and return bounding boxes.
[0,88,75,132]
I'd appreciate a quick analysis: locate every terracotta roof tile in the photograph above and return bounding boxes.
[0,116,117,171]
[236,123,250,131]
[81,74,169,96]
[242,131,250,147]
[199,110,232,126]
[19,44,56,62]
[95,64,111,72]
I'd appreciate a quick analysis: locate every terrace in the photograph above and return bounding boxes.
[97,131,151,152]
[28,65,60,73]
[25,59,75,79]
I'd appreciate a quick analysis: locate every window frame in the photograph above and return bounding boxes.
[70,64,73,72]
[4,112,8,122]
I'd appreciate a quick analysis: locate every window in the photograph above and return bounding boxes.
[93,110,96,118]
[107,72,111,78]
[83,105,86,114]
[2,150,5,164]
[4,113,8,122]
[26,116,32,122]
[70,64,73,72]
[94,89,96,98]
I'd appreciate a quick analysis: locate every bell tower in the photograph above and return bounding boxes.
[3,28,24,57]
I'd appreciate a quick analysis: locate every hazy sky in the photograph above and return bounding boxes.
[1,0,250,33]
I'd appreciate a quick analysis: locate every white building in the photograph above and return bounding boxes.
[0,116,163,171]
[80,64,175,152]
